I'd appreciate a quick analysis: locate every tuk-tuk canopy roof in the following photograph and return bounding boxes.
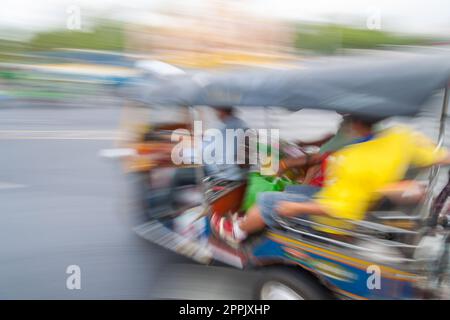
[132,53,450,119]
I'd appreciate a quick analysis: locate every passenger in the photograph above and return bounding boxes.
[282,116,373,196]
[211,120,450,244]
[278,114,356,187]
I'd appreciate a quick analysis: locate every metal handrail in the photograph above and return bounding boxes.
[286,216,417,236]
[423,85,449,220]
[276,219,418,263]
[278,216,420,250]
[370,211,423,220]
[349,219,417,234]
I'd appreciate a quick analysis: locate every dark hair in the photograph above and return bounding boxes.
[216,106,234,115]
[347,115,381,128]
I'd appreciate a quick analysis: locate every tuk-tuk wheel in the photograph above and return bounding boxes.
[254,267,333,300]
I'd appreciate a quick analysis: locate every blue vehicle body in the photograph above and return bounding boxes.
[248,232,419,299]
[135,208,424,300]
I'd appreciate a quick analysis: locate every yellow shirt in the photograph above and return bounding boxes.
[313,126,448,234]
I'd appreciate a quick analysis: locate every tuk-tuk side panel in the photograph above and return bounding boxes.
[249,232,420,299]
[208,183,247,216]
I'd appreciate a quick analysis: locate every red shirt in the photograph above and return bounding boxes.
[309,152,330,187]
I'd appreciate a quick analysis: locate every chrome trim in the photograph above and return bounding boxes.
[370,211,422,220]
[424,85,449,220]
[349,219,417,234]
[276,220,417,263]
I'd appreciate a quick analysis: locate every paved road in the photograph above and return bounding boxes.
[0,103,181,299]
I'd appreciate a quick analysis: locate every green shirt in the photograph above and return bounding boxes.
[319,124,353,154]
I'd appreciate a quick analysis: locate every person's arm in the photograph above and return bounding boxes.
[278,153,323,176]
[378,180,426,204]
[278,156,308,173]
[276,201,328,217]
[435,153,450,166]
[301,164,321,185]
[296,133,335,147]
[276,179,428,219]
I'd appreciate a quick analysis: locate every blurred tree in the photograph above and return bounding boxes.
[294,24,433,54]
[29,21,124,51]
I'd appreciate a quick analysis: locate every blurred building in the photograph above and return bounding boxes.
[125,0,296,68]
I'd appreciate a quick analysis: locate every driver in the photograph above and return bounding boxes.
[211,118,450,244]
[205,106,249,182]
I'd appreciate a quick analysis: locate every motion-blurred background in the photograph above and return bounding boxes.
[1,0,450,299]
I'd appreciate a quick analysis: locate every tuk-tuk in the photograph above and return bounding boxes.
[124,53,450,299]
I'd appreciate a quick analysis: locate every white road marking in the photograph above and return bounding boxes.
[98,148,136,158]
[0,130,123,140]
[0,182,27,190]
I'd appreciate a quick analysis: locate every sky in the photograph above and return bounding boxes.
[1,0,449,39]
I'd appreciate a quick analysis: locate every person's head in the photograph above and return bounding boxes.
[215,106,235,121]
[345,115,378,137]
